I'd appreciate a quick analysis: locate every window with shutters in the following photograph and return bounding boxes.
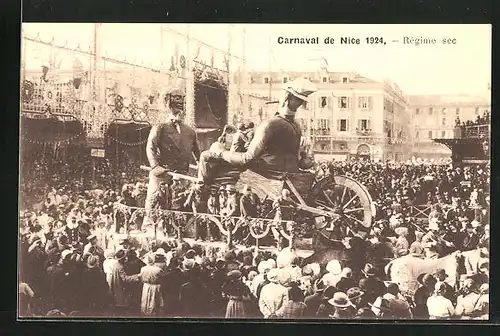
[359,97,369,109]
[322,77,328,83]
[359,119,369,131]
[338,119,348,132]
[316,119,329,129]
[321,96,327,108]
[342,77,348,84]
[442,108,447,114]
[282,77,288,83]
[340,96,348,109]
[428,130,433,138]
[442,118,447,126]
[264,77,270,84]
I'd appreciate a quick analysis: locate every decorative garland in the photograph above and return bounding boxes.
[113,202,294,240]
[106,134,148,147]
[20,131,84,145]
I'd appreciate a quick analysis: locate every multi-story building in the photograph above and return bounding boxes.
[408,95,491,160]
[242,70,412,162]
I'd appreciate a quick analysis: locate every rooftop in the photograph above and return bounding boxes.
[408,94,490,106]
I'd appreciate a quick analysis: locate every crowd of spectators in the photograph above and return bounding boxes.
[455,110,490,128]
[19,142,490,319]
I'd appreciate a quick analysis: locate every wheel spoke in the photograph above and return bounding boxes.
[343,195,358,209]
[322,190,336,208]
[340,186,348,204]
[345,213,364,226]
[343,207,364,214]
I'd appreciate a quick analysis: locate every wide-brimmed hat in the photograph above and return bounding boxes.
[328,292,353,308]
[281,78,316,101]
[114,249,126,261]
[346,287,364,301]
[267,268,280,283]
[184,249,196,259]
[326,259,342,275]
[434,268,448,279]
[362,263,376,277]
[87,234,97,241]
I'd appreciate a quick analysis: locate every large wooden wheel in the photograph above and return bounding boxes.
[309,175,376,241]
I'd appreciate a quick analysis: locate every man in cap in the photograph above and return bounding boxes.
[144,87,200,227]
[458,221,480,251]
[433,268,456,304]
[422,218,451,258]
[83,234,104,257]
[197,77,316,186]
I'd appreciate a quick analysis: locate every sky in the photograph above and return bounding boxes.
[22,23,491,97]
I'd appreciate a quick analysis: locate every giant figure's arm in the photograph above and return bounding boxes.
[146,125,161,168]
[221,122,269,166]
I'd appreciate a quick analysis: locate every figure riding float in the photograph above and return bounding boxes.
[138,78,376,257]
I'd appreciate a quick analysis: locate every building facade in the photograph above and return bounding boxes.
[408,95,491,160]
[242,70,412,162]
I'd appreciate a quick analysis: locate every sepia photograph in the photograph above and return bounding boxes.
[18,23,490,320]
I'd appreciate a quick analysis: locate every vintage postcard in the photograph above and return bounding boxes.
[19,23,490,320]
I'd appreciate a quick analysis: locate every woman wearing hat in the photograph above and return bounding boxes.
[412,273,436,319]
[426,281,455,319]
[222,270,256,318]
[197,77,316,186]
[258,268,289,318]
[108,249,141,316]
[137,255,164,316]
[328,292,356,319]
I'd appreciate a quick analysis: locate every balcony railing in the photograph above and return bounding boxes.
[453,124,490,139]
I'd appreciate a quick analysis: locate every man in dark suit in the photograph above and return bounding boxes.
[144,88,200,225]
